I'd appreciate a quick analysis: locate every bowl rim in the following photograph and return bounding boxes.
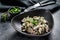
[11,9,54,37]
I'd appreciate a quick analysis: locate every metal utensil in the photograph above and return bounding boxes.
[24,1,55,12]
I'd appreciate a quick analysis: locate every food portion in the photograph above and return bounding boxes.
[21,16,49,35]
[9,7,21,14]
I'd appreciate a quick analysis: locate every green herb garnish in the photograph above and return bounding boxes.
[1,13,8,22]
[9,7,21,14]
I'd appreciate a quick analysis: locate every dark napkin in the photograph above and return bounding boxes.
[0,0,59,13]
[0,0,56,7]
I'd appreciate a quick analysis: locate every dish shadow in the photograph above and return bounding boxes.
[9,32,52,40]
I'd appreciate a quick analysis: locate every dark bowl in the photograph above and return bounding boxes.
[11,9,54,37]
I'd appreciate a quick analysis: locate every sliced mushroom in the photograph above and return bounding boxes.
[38,28,42,34]
[45,25,49,32]
[21,16,49,35]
